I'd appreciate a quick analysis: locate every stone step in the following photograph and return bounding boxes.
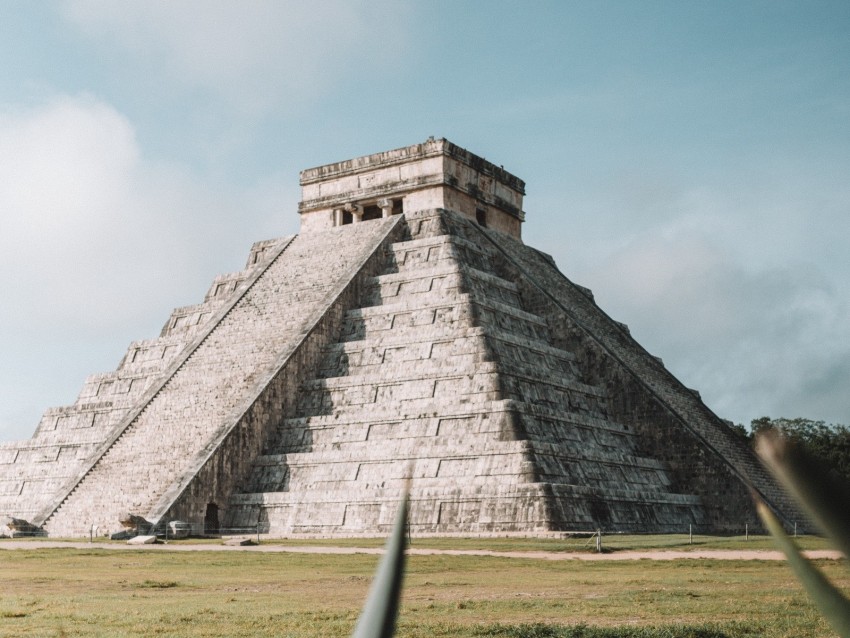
[34,404,123,438]
[202,269,255,304]
[317,330,490,378]
[339,292,552,346]
[294,370,503,416]
[268,450,531,484]
[324,324,488,354]
[304,359,604,413]
[231,481,702,508]
[390,236,497,274]
[485,327,579,368]
[367,256,519,294]
[74,371,155,404]
[258,436,529,464]
[320,325,580,376]
[117,334,194,373]
[271,398,628,448]
[243,468,676,500]
[270,401,516,455]
[363,269,464,308]
[310,359,498,389]
[462,266,524,309]
[318,349,489,380]
[231,483,544,515]
[364,262,521,311]
[245,455,674,499]
[255,435,667,471]
[227,484,557,535]
[160,299,225,339]
[388,233,453,256]
[392,228,498,259]
[403,208,454,240]
[346,289,543,326]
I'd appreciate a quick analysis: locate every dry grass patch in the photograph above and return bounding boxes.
[0,547,846,637]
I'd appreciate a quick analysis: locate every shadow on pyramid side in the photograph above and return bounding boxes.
[0,139,797,538]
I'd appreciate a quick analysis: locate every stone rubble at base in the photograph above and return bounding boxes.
[0,139,797,539]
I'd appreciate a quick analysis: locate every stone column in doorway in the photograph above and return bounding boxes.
[378,198,393,218]
[345,202,362,223]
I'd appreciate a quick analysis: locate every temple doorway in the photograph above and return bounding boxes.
[204,503,220,535]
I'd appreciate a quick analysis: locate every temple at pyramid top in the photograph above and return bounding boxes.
[298,137,526,238]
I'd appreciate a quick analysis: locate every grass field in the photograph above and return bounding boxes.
[5,533,834,552]
[1,540,847,638]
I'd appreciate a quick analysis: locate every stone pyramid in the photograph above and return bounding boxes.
[0,139,796,537]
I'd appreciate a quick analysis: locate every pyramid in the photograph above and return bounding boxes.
[0,139,796,537]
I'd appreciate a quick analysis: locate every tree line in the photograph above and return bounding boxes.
[729,417,850,483]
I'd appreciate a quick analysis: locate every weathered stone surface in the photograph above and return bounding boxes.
[0,139,796,537]
[110,530,135,540]
[167,520,191,539]
[1,516,38,534]
[119,513,153,531]
[127,535,157,545]
[223,537,257,546]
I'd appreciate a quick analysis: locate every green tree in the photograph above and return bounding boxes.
[750,417,850,484]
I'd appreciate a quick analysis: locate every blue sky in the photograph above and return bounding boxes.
[1,1,848,441]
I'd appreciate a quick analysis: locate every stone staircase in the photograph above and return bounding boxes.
[227,209,704,535]
[0,237,289,523]
[36,218,399,536]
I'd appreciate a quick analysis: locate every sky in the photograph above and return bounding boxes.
[0,0,848,441]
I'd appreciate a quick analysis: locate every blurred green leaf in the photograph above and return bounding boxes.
[351,492,409,638]
[756,430,850,558]
[756,498,850,637]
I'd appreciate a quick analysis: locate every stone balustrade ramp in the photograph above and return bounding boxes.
[32,217,400,536]
[0,237,290,523]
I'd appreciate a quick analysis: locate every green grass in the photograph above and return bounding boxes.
[0,546,847,637]
[405,533,832,553]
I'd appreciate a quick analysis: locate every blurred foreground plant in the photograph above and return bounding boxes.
[351,436,850,638]
[350,491,409,638]
[756,430,850,637]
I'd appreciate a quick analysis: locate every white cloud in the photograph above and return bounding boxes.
[0,94,299,440]
[528,156,850,429]
[0,96,140,325]
[0,96,136,237]
[62,0,413,113]
[586,228,850,427]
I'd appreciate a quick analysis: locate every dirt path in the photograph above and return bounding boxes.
[0,540,843,561]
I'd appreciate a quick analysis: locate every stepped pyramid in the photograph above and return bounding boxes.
[0,139,796,537]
